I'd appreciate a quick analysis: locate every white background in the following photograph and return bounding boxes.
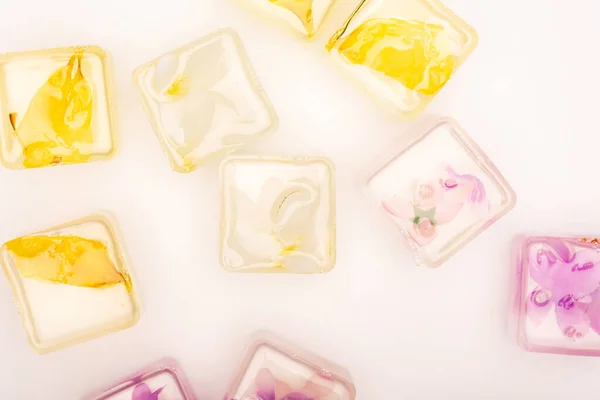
[0,0,598,399]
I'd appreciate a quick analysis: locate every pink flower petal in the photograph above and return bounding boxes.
[434,199,463,224]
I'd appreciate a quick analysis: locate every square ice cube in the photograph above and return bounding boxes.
[239,0,338,38]
[513,235,600,356]
[326,0,478,119]
[225,333,355,400]
[0,214,139,353]
[220,156,335,273]
[85,358,197,400]
[365,118,515,267]
[133,29,278,173]
[0,46,117,169]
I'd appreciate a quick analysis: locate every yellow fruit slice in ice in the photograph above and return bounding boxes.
[269,0,315,36]
[11,51,94,168]
[5,236,127,288]
[337,18,456,95]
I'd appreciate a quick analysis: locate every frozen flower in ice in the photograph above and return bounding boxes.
[526,238,600,341]
[382,165,488,245]
[224,178,323,273]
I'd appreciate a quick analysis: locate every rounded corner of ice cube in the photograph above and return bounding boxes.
[215,26,243,43]
[82,45,110,61]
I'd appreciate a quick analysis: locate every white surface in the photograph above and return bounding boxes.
[0,0,598,399]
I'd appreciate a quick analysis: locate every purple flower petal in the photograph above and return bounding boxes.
[132,383,164,400]
[254,368,276,400]
[132,383,151,400]
[444,166,489,214]
[556,301,590,340]
[551,249,600,299]
[587,293,600,335]
[542,238,573,263]
[469,179,486,205]
[256,388,276,400]
[526,288,552,325]
[528,243,562,289]
[443,179,457,189]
